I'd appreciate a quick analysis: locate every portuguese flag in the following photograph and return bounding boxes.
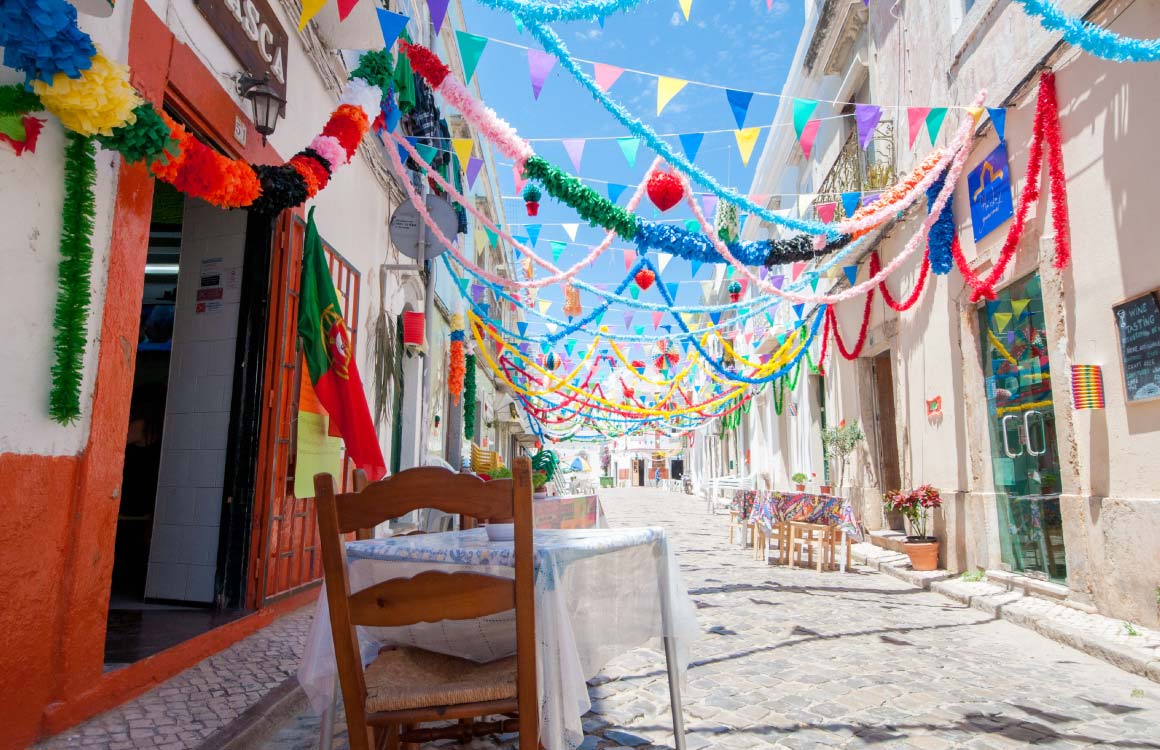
[298,208,386,480]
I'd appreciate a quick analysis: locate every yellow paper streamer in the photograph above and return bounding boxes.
[33,51,141,137]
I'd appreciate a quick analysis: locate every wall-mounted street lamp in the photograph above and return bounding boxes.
[236,74,285,144]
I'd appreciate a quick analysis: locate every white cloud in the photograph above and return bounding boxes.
[575,28,604,40]
[670,10,681,26]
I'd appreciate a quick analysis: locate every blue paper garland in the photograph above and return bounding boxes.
[926,173,955,275]
[1012,0,1160,63]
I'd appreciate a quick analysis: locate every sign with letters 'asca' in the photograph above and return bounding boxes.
[195,0,288,103]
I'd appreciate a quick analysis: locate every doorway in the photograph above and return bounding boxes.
[871,352,904,530]
[105,180,259,666]
[978,273,1067,584]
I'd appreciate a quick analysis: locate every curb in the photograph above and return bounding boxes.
[197,678,309,750]
[851,543,1160,686]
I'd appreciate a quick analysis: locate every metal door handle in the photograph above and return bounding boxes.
[1024,410,1048,457]
[1001,414,1024,458]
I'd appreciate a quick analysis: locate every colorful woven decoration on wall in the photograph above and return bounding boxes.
[463,353,476,440]
[1071,365,1105,409]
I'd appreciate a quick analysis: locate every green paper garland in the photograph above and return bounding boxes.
[50,131,97,424]
[521,155,639,240]
[350,49,395,90]
[463,353,477,440]
[95,104,176,165]
[0,84,42,115]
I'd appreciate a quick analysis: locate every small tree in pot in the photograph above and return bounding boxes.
[883,485,943,570]
[791,472,808,491]
[820,420,864,495]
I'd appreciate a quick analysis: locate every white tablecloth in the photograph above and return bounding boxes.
[298,527,698,750]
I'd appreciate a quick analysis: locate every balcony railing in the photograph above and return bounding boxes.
[812,118,895,219]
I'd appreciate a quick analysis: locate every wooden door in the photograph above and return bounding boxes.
[871,352,903,530]
[251,214,361,606]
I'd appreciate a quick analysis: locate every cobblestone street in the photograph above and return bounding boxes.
[264,487,1160,749]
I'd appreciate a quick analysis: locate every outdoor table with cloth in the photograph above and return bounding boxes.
[299,527,699,750]
[733,490,863,566]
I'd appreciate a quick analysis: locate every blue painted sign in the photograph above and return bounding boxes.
[967,143,1015,242]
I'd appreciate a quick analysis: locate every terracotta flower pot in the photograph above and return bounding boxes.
[794,484,806,492]
[905,538,939,571]
[820,485,833,495]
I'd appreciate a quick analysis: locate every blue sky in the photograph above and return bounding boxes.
[455,0,805,362]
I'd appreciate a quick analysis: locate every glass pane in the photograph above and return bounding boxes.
[978,273,1067,583]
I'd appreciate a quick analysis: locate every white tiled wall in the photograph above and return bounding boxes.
[145,199,248,603]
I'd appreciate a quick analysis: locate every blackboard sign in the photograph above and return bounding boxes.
[1113,291,1160,403]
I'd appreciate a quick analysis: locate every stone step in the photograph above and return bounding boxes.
[867,528,908,553]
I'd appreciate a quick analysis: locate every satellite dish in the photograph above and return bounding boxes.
[389,195,457,260]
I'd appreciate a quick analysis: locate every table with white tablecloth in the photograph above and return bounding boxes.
[298,527,699,750]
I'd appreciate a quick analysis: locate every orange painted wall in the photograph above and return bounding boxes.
[0,3,290,747]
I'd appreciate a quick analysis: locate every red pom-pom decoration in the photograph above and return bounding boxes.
[634,268,656,291]
[647,171,684,212]
[322,105,369,158]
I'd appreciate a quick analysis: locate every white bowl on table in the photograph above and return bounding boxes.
[485,523,515,542]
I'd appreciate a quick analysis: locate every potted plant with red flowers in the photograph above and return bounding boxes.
[884,485,942,570]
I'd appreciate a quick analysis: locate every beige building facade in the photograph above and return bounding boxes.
[711,0,1160,628]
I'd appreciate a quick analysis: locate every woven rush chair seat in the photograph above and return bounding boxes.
[365,647,518,713]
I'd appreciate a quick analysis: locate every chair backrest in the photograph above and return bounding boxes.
[314,458,538,748]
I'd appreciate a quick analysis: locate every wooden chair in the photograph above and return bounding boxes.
[788,522,835,572]
[314,458,538,750]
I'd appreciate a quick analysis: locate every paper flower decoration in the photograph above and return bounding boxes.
[647,171,683,212]
[0,0,96,83]
[32,50,141,136]
[634,268,656,291]
[715,200,739,243]
[523,183,542,216]
[728,280,743,302]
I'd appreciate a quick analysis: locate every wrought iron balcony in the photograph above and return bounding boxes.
[813,118,895,219]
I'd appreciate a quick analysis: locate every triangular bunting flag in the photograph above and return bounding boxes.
[513,164,527,194]
[993,312,1013,332]
[466,157,483,189]
[734,127,761,167]
[451,138,473,168]
[550,240,566,263]
[799,119,820,159]
[565,339,576,356]
[538,299,552,315]
[562,138,586,173]
[815,202,837,223]
[484,226,498,247]
[926,107,948,145]
[690,260,703,277]
[607,183,628,204]
[455,31,488,85]
[840,191,861,218]
[623,312,634,329]
[426,0,449,33]
[623,249,635,271]
[629,287,640,300]
[616,137,640,168]
[1011,299,1031,318]
[792,98,818,139]
[678,0,692,20]
[374,9,409,47]
[843,265,858,286]
[908,107,931,149]
[657,252,673,273]
[635,326,645,336]
[517,321,529,336]
[593,63,624,92]
[791,262,806,280]
[768,274,784,289]
[709,311,721,325]
[701,194,718,218]
[657,77,688,116]
[807,272,819,291]
[792,303,805,321]
[300,0,326,30]
[526,224,541,246]
[528,49,555,100]
[855,104,883,150]
[968,107,984,127]
[665,282,679,300]
[679,132,704,163]
[726,89,754,129]
[988,107,1006,141]
[561,223,579,241]
[414,143,438,165]
[652,311,664,330]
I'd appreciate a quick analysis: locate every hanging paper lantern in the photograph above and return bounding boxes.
[630,359,646,375]
[715,200,739,243]
[563,283,582,318]
[646,171,683,212]
[546,351,559,370]
[403,310,426,352]
[634,268,656,291]
[728,280,743,303]
[522,183,541,216]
